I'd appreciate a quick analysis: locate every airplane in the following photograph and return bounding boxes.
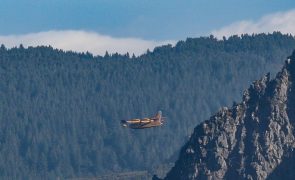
[121,111,165,129]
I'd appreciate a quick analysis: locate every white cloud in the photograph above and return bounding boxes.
[212,9,295,39]
[0,30,175,56]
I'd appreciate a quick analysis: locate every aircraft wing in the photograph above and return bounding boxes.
[150,117,166,120]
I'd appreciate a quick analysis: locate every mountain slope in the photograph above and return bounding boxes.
[164,51,295,179]
[1,33,295,178]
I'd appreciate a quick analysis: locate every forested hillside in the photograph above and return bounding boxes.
[0,33,294,179]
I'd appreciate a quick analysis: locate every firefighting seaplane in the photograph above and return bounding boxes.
[121,111,165,129]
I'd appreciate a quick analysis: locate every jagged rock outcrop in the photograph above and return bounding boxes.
[163,51,295,180]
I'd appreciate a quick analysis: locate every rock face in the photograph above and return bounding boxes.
[164,51,295,180]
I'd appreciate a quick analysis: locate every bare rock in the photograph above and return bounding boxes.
[164,51,295,180]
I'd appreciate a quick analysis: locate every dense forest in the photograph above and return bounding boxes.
[0,32,295,179]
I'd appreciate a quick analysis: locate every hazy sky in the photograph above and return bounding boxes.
[1,0,295,55]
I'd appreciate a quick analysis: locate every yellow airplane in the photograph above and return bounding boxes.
[121,111,165,129]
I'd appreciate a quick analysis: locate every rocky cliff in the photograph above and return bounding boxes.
[163,51,295,180]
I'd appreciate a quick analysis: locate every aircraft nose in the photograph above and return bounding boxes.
[121,120,128,127]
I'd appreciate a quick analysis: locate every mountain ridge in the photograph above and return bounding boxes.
[163,51,295,179]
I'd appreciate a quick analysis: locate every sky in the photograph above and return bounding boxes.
[0,0,295,55]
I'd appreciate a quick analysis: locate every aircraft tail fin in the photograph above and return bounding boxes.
[154,111,162,122]
[156,111,162,118]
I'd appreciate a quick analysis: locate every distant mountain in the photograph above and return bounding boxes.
[164,51,295,179]
[0,33,295,179]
